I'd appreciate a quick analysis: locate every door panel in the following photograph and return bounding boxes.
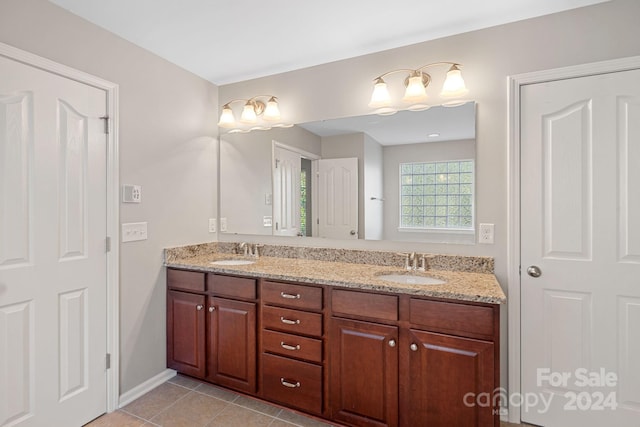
[521,69,640,426]
[318,158,358,239]
[273,146,301,236]
[0,53,108,426]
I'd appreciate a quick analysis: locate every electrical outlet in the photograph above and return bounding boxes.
[121,222,148,242]
[263,216,272,227]
[479,223,495,244]
[122,185,142,203]
[220,217,227,232]
[208,218,217,233]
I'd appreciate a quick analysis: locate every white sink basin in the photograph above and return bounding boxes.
[210,259,255,266]
[377,273,445,285]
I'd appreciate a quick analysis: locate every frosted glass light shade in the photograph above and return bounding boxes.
[440,65,468,98]
[217,105,236,128]
[368,78,391,108]
[240,102,258,123]
[402,73,428,103]
[263,97,281,121]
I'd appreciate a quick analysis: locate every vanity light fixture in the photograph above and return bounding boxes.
[368,62,469,115]
[218,95,291,133]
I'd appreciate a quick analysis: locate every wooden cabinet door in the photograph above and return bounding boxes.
[330,317,398,427]
[207,296,257,393]
[402,329,495,427]
[167,290,206,378]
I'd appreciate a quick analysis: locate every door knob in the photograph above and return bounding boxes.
[350,230,356,236]
[527,265,542,278]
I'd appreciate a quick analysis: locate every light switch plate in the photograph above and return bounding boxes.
[122,222,148,242]
[263,216,272,227]
[208,218,217,233]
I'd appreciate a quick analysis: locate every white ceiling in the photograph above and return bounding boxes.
[49,0,607,86]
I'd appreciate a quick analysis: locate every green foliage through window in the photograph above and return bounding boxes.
[399,160,474,230]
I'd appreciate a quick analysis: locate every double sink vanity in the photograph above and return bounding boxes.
[164,242,505,427]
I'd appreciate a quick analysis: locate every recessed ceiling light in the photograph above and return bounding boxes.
[428,133,440,138]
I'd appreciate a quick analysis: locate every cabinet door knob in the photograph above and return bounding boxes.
[388,339,396,348]
[196,305,203,311]
[208,306,215,312]
[280,378,301,388]
[280,317,300,325]
[280,292,301,299]
[410,343,419,351]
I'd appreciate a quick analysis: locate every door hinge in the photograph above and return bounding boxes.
[275,222,279,231]
[275,159,280,168]
[106,236,111,252]
[519,265,521,275]
[100,116,109,134]
[317,218,319,225]
[106,353,111,370]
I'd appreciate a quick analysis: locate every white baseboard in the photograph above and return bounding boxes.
[500,407,509,422]
[118,369,177,408]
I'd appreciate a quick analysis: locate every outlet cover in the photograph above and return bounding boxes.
[263,216,272,227]
[122,185,142,203]
[209,218,217,233]
[479,223,495,244]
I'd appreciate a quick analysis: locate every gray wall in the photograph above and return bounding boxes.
[218,0,640,396]
[0,0,219,394]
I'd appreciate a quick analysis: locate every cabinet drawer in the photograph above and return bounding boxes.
[409,298,495,338]
[167,269,205,292]
[262,353,322,414]
[262,306,323,337]
[208,274,256,299]
[331,289,398,322]
[262,281,322,311]
[262,330,322,363]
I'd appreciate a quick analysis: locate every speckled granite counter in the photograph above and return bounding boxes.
[164,243,506,304]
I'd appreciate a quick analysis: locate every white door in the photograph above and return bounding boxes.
[521,69,640,426]
[273,146,301,236]
[318,158,358,239]
[0,55,108,426]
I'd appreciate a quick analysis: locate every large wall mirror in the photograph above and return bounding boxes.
[219,102,476,243]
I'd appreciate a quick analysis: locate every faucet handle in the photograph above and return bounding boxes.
[253,244,264,257]
[396,252,411,270]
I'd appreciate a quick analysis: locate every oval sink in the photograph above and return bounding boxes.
[210,259,255,266]
[377,273,445,285]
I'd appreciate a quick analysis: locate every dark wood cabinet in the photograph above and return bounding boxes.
[206,296,257,393]
[167,267,500,427]
[330,317,399,427]
[401,329,495,427]
[166,290,206,378]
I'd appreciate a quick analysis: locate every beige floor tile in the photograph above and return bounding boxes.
[151,391,228,426]
[269,420,300,427]
[233,395,282,417]
[83,410,146,426]
[122,383,190,420]
[206,405,274,427]
[194,382,240,402]
[168,374,203,390]
[277,409,336,427]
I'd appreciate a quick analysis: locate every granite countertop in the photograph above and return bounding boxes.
[165,247,506,304]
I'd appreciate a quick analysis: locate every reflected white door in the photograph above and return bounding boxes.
[0,55,108,426]
[521,69,640,426]
[318,158,358,239]
[273,146,301,236]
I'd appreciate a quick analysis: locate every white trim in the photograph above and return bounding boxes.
[273,140,321,161]
[118,369,177,408]
[507,55,640,425]
[0,41,121,413]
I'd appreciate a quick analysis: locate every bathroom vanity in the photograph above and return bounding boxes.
[165,243,505,427]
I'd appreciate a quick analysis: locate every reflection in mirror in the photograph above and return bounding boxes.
[219,102,476,243]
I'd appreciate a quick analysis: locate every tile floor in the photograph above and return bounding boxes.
[86,374,531,427]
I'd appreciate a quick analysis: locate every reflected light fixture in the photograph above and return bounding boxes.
[368,62,469,114]
[218,95,287,132]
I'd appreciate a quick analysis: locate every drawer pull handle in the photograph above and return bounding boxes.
[388,339,396,348]
[280,342,301,351]
[208,306,215,312]
[280,378,301,388]
[410,343,419,352]
[196,305,203,311]
[280,317,300,325]
[280,292,301,299]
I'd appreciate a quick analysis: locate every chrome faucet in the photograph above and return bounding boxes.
[238,242,248,256]
[397,252,426,271]
[248,243,264,258]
